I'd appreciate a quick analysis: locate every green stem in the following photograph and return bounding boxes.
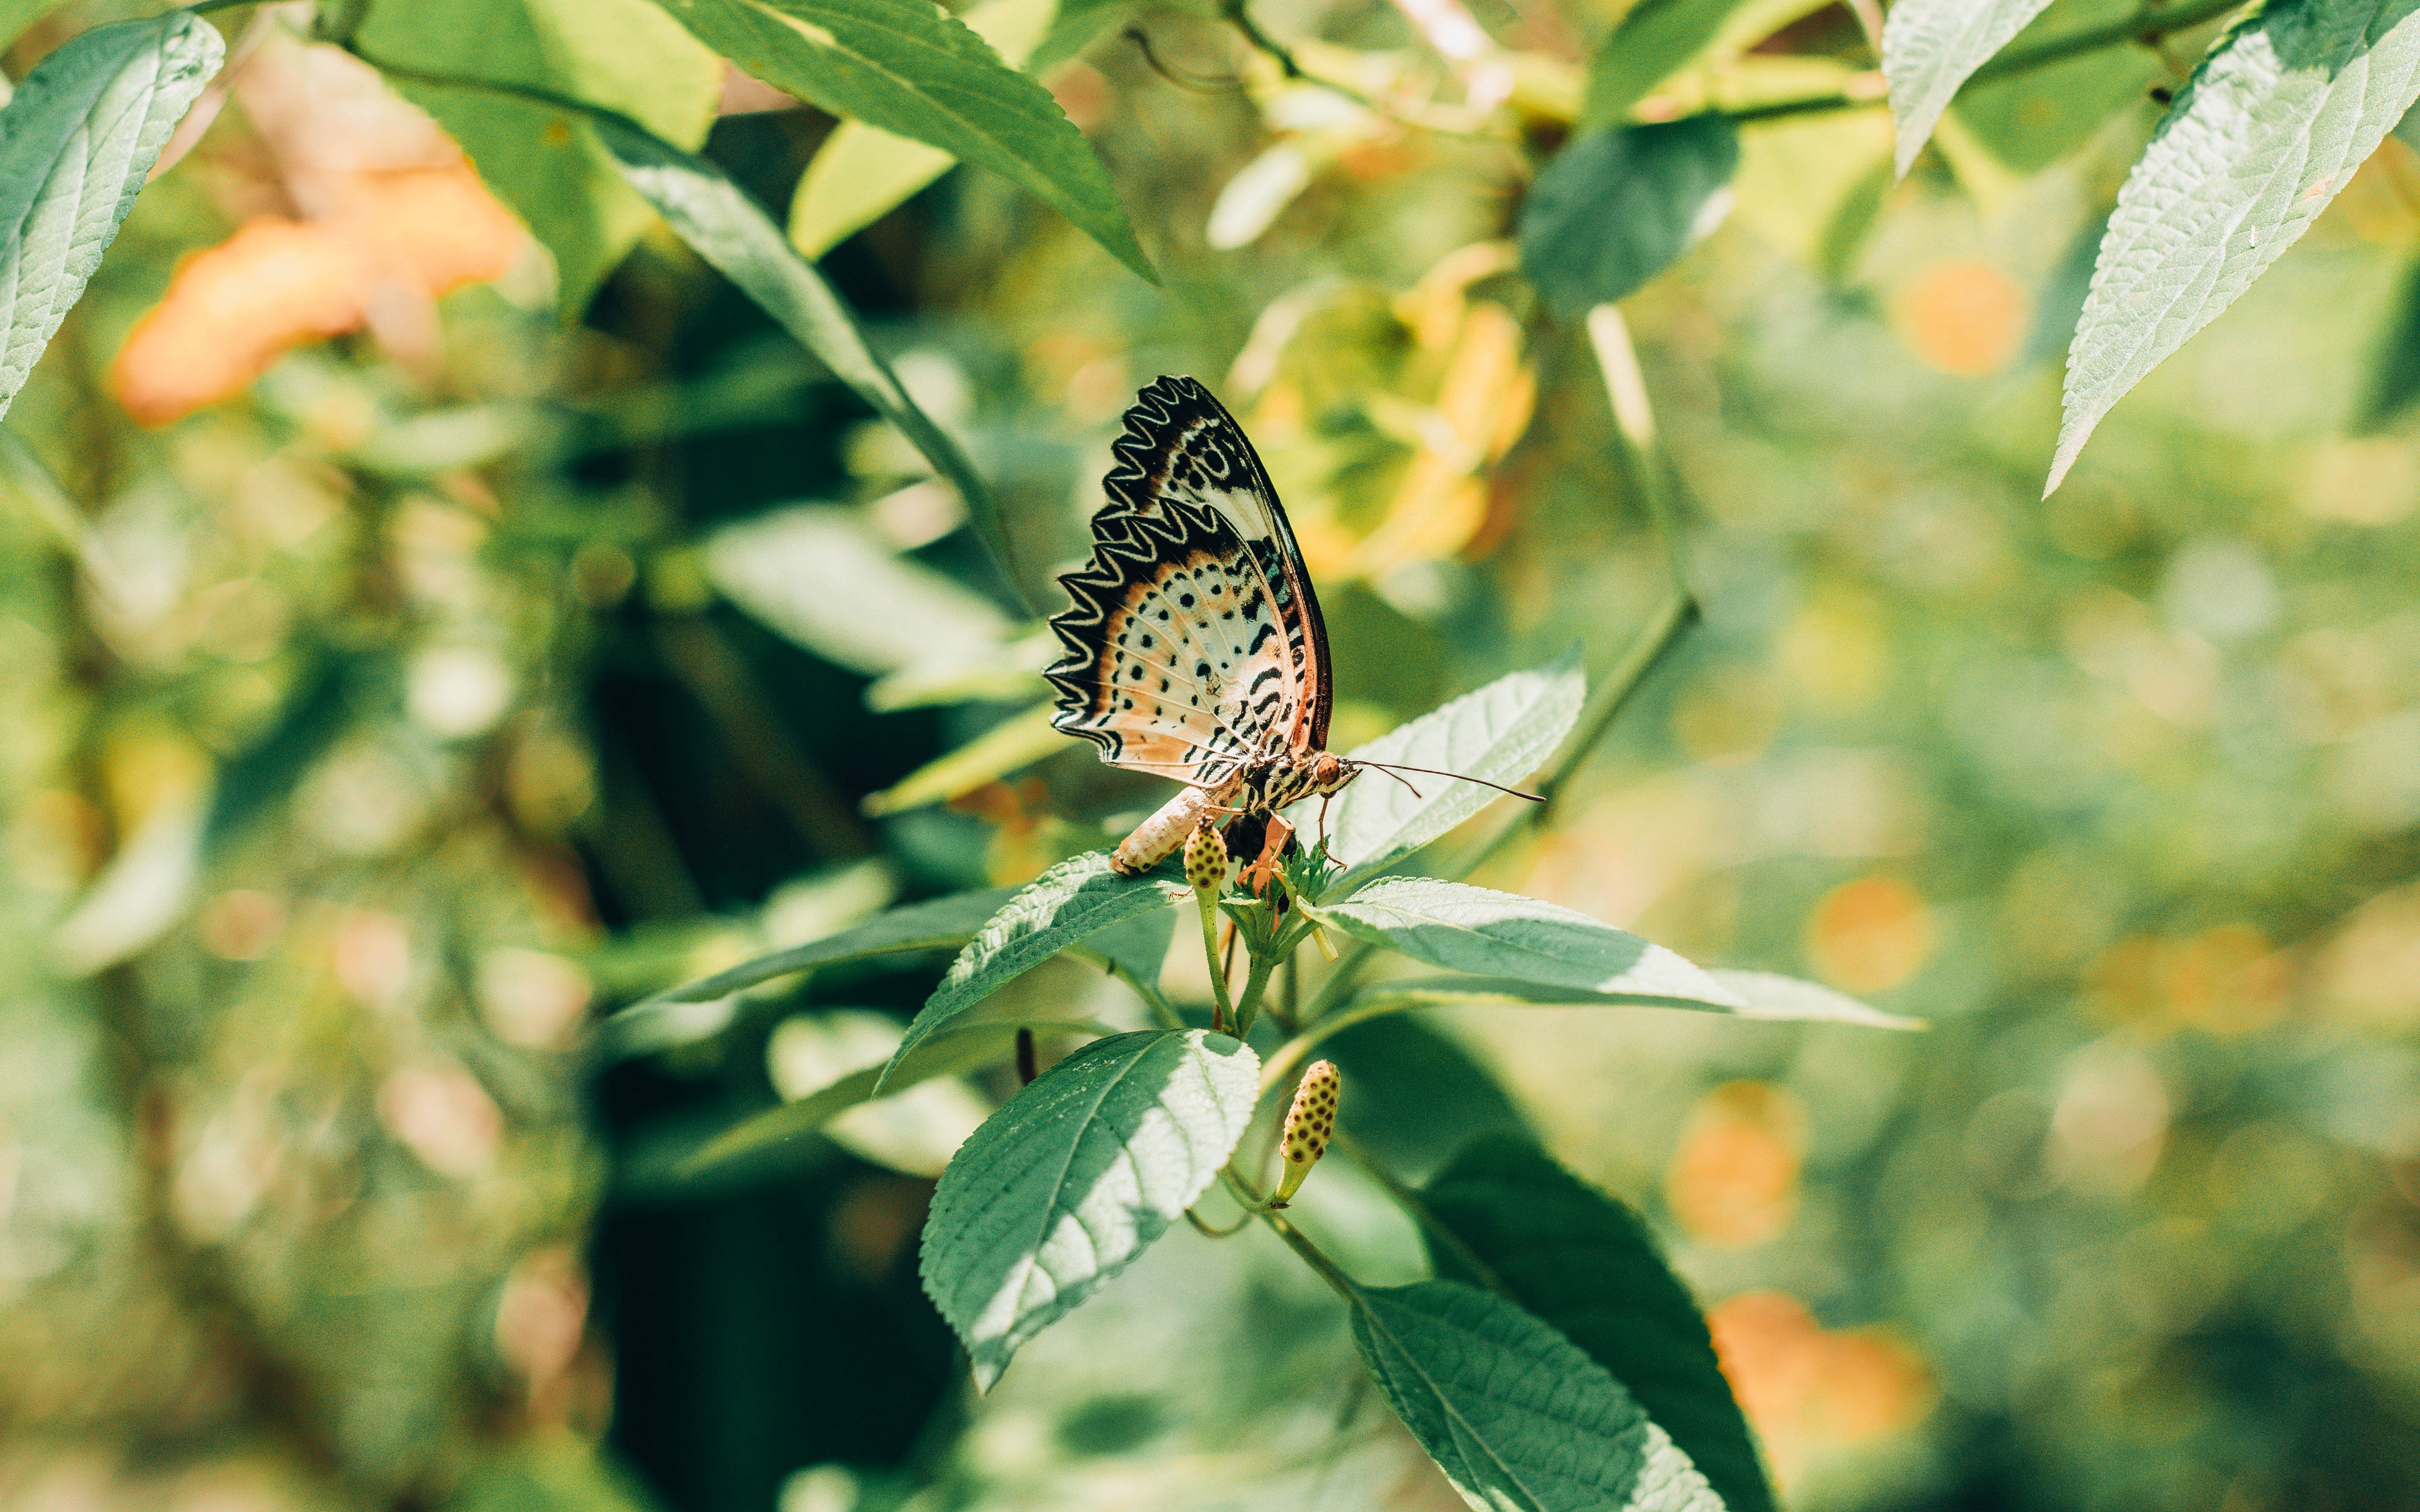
[1333,1130,1511,1296]
[1232,951,1277,1040]
[1262,1210,1364,1306]
[1714,0,2249,125]
[1196,896,1238,1034]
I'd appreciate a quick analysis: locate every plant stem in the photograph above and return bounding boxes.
[1333,1130,1512,1295]
[1716,0,2249,125]
[1233,951,1277,1040]
[1197,897,1238,1034]
[1262,1210,1365,1306]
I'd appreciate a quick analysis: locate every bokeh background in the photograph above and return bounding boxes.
[6,0,2420,1509]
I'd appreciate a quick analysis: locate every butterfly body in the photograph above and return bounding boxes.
[1046,377,1359,881]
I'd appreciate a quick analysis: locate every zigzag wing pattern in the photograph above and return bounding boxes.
[1044,495,1289,787]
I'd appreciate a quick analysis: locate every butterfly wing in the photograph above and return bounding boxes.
[1046,376,1334,785]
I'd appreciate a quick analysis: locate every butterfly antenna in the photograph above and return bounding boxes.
[1357,761,1545,803]
[1368,765,1423,799]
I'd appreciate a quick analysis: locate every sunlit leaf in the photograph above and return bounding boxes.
[0,13,224,421]
[1308,878,1741,1002]
[1520,118,1738,318]
[705,505,1010,676]
[882,852,1177,1086]
[922,1028,1259,1389]
[360,0,721,318]
[1373,969,1924,1026]
[591,114,1029,609]
[1317,648,1585,895]
[862,702,1063,816]
[1422,1135,1777,1512]
[2049,0,2420,493]
[649,0,1153,282]
[1879,0,2058,176]
[1352,1280,1727,1512]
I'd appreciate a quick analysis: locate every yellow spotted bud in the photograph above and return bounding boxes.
[1183,817,1229,899]
[1272,1060,1340,1206]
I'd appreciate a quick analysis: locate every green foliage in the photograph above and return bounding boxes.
[1583,0,1751,127]
[1324,648,1586,893]
[1879,0,2059,175]
[645,0,1154,281]
[1519,118,1740,319]
[2049,0,2420,490]
[920,1028,1259,1389]
[1351,1280,1725,1512]
[1422,1137,1777,1512]
[360,0,722,318]
[0,13,220,420]
[884,853,1175,1084]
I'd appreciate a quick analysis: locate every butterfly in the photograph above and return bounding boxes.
[1045,376,1361,886]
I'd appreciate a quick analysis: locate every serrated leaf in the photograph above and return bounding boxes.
[922,1028,1259,1389]
[591,115,1027,607]
[1520,118,1738,318]
[360,0,722,319]
[789,0,1055,259]
[2049,0,2420,493]
[1422,1136,1775,1512]
[0,13,224,421]
[1583,0,1752,126]
[600,886,1014,1058]
[649,0,1153,282]
[1352,1280,1726,1512]
[1879,0,2058,176]
[1317,648,1586,895]
[1310,878,1744,1005]
[882,852,1177,1086]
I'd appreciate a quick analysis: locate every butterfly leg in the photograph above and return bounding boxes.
[1239,813,1295,896]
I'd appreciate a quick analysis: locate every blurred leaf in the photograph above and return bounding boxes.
[2049,0,2420,493]
[2356,252,2420,433]
[200,653,357,855]
[648,0,1155,282]
[362,0,722,318]
[1374,969,1924,1026]
[883,852,1176,1087]
[1324,1012,1530,1181]
[0,13,223,421]
[684,1016,1111,1175]
[2025,206,2107,365]
[1583,0,1752,126]
[863,702,1060,815]
[602,886,1014,1058]
[452,1433,666,1512]
[1879,0,2058,176]
[705,505,1011,676]
[863,626,1052,710]
[1520,118,1738,319]
[1027,0,1129,71]
[1351,1280,1726,1512]
[1062,893,1176,983]
[591,113,1030,609]
[921,1028,1258,1389]
[1309,878,1745,1004]
[788,0,1057,260]
[0,0,60,52]
[53,789,201,978]
[1319,648,1586,895]
[1949,0,2162,171]
[1422,1135,1776,1512]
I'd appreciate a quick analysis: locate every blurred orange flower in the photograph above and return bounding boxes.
[1667,1080,1804,1246]
[1708,1290,1933,1488]
[1806,873,1934,995]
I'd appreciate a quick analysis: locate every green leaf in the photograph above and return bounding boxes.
[1317,648,1586,895]
[921,1028,1259,1389]
[1520,118,1737,319]
[591,114,1029,608]
[1308,878,1746,1004]
[0,13,224,422]
[1879,0,2059,176]
[882,852,1177,1086]
[648,0,1153,282]
[1583,0,1751,126]
[1948,0,2162,171]
[788,0,1056,259]
[2048,0,2420,493]
[1324,1012,1531,1181]
[361,0,722,319]
[600,886,1015,1058]
[1422,1136,1775,1512]
[1352,1280,1726,1512]
[704,505,1011,675]
[1375,968,1925,1027]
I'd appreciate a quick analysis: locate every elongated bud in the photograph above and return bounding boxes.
[1272,1060,1340,1206]
[1184,817,1229,900]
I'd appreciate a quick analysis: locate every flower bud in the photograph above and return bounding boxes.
[1183,817,1230,900]
[1273,1060,1340,1206]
